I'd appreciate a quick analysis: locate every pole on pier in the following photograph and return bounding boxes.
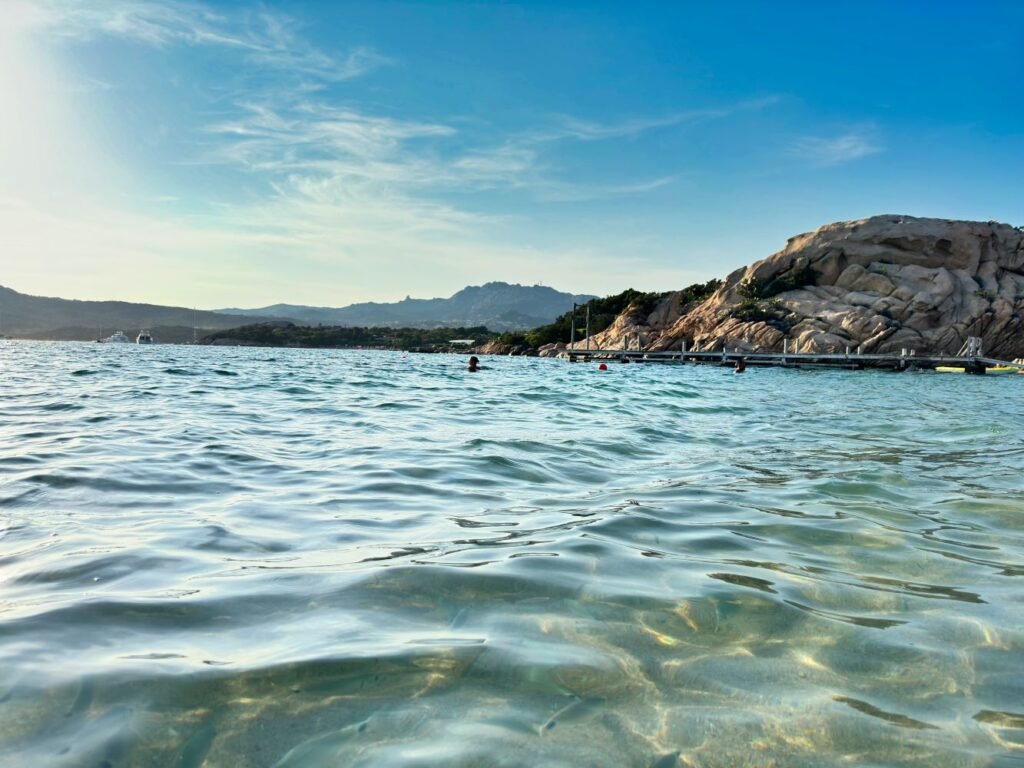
[569,303,576,350]
[585,305,591,351]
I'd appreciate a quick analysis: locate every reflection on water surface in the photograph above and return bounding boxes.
[0,342,1022,766]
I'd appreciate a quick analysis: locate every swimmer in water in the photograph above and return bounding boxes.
[734,358,746,373]
[468,355,481,372]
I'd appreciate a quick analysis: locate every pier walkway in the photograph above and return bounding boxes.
[559,347,1023,374]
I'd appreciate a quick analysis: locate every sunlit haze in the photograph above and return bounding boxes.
[2,0,1022,308]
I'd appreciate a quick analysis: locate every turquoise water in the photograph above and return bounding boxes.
[1,341,1022,767]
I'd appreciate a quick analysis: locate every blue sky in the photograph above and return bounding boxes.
[2,0,1022,308]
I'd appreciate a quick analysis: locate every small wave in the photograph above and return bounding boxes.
[832,695,939,730]
[784,599,907,629]
[708,571,778,594]
[120,652,187,660]
[2,348,1023,767]
[973,709,1024,728]
[24,472,81,488]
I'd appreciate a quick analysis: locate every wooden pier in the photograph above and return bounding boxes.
[559,347,1023,374]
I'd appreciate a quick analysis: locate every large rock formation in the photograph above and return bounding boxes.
[583,289,693,351]
[578,215,1024,358]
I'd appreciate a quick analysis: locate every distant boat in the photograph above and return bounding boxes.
[101,331,131,343]
[137,330,154,344]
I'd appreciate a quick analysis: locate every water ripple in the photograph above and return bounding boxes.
[0,342,1022,766]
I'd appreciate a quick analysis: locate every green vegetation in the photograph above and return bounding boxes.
[202,322,499,350]
[203,279,726,352]
[737,264,816,301]
[732,298,798,333]
[498,280,721,349]
[677,278,723,306]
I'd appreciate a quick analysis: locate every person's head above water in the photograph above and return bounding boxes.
[468,356,480,372]
[734,358,746,373]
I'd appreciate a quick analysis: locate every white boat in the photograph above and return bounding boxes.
[101,331,131,343]
[137,330,154,344]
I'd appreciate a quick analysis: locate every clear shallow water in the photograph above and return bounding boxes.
[1,341,1022,768]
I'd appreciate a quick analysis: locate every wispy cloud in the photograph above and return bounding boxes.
[7,0,784,306]
[206,101,456,177]
[451,145,538,188]
[204,97,686,209]
[791,129,883,166]
[535,176,677,203]
[37,1,260,48]
[538,96,780,143]
[31,0,390,81]
[23,1,778,204]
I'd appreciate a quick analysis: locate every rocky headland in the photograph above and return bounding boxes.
[562,215,1024,359]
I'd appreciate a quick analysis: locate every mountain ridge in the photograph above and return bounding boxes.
[0,284,285,343]
[216,281,597,331]
[0,281,596,341]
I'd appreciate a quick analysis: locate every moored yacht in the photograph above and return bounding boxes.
[137,330,154,344]
[102,331,131,343]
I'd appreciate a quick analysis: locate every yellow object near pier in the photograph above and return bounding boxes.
[935,365,1021,375]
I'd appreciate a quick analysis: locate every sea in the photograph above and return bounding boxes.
[1,341,1022,767]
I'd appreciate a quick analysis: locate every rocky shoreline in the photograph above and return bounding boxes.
[557,215,1024,360]
[197,215,1024,361]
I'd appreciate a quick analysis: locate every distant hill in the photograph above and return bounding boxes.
[216,282,597,331]
[201,322,501,350]
[0,285,280,343]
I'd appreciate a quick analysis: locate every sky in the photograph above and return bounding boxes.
[1,0,1022,309]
